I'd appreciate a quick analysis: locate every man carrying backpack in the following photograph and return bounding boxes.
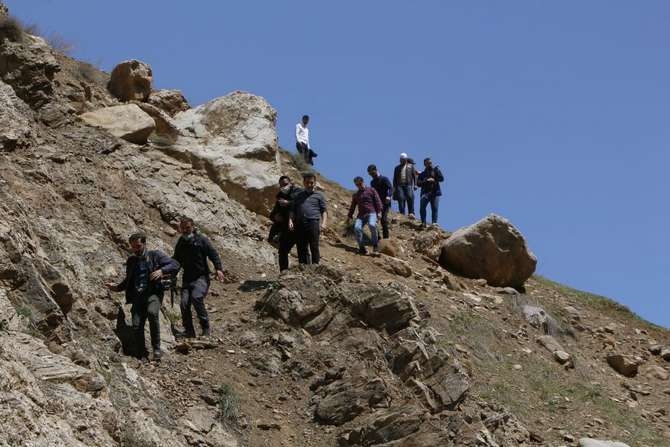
[416,157,445,228]
[173,217,225,337]
[105,232,180,361]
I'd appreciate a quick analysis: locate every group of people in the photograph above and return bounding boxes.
[104,116,444,362]
[105,218,225,362]
[268,115,445,268]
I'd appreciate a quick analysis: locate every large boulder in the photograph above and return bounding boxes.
[0,79,33,151]
[439,214,537,288]
[80,104,155,144]
[170,91,281,214]
[148,89,190,116]
[108,59,152,102]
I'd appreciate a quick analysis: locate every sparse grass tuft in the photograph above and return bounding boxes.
[217,383,240,423]
[532,275,660,328]
[290,151,314,174]
[16,305,32,318]
[0,16,24,43]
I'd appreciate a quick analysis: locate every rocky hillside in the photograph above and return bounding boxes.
[1,5,669,446]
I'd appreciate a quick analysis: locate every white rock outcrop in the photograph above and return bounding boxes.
[171,91,281,214]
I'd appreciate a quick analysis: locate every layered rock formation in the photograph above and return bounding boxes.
[0,4,668,446]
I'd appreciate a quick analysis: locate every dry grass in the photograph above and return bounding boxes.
[0,16,24,43]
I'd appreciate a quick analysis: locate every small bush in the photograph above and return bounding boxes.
[16,305,32,318]
[0,16,24,43]
[217,383,240,422]
[290,151,314,174]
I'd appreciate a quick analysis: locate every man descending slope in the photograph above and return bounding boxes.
[417,157,445,228]
[269,175,301,272]
[295,114,316,165]
[347,176,383,255]
[289,172,328,265]
[367,164,393,239]
[173,218,225,337]
[393,152,418,218]
[105,233,180,361]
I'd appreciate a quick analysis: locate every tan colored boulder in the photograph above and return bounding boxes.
[643,365,668,381]
[170,91,281,214]
[148,89,190,116]
[606,354,639,378]
[80,104,155,144]
[108,59,152,102]
[439,214,537,288]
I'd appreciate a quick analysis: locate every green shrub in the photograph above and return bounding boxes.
[217,383,240,422]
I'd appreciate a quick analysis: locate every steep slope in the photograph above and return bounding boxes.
[1,6,669,447]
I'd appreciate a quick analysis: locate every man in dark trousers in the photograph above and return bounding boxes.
[173,218,225,337]
[367,164,393,239]
[289,172,328,265]
[269,175,301,272]
[347,176,383,254]
[105,233,180,361]
[417,157,445,227]
[392,152,418,219]
[296,115,317,165]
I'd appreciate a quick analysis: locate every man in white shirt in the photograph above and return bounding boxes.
[295,115,315,165]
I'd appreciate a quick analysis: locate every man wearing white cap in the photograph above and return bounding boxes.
[392,153,418,218]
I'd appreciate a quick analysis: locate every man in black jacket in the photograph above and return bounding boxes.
[367,164,393,239]
[173,218,225,337]
[269,175,302,272]
[105,232,180,361]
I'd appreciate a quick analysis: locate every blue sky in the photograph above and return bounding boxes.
[8,1,670,328]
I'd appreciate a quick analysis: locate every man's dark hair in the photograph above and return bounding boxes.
[180,217,195,225]
[424,157,431,163]
[302,172,316,180]
[353,176,364,183]
[367,164,377,172]
[278,175,290,184]
[129,232,146,243]
[302,115,309,121]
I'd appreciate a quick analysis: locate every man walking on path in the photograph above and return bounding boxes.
[289,172,328,265]
[269,175,301,272]
[347,176,383,255]
[105,233,180,361]
[367,164,393,239]
[295,115,316,165]
[393,153,418,218]
[417,157,445,227]
[173,218,225,337]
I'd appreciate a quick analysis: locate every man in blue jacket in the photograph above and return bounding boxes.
[416,157,445,228]
[173,217,225,338]
[105,233,180,361]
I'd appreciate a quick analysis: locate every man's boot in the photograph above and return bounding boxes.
[153,347,162,362]
[201,326,211,337]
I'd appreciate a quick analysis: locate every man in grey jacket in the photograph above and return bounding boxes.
[105,233,180,361]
